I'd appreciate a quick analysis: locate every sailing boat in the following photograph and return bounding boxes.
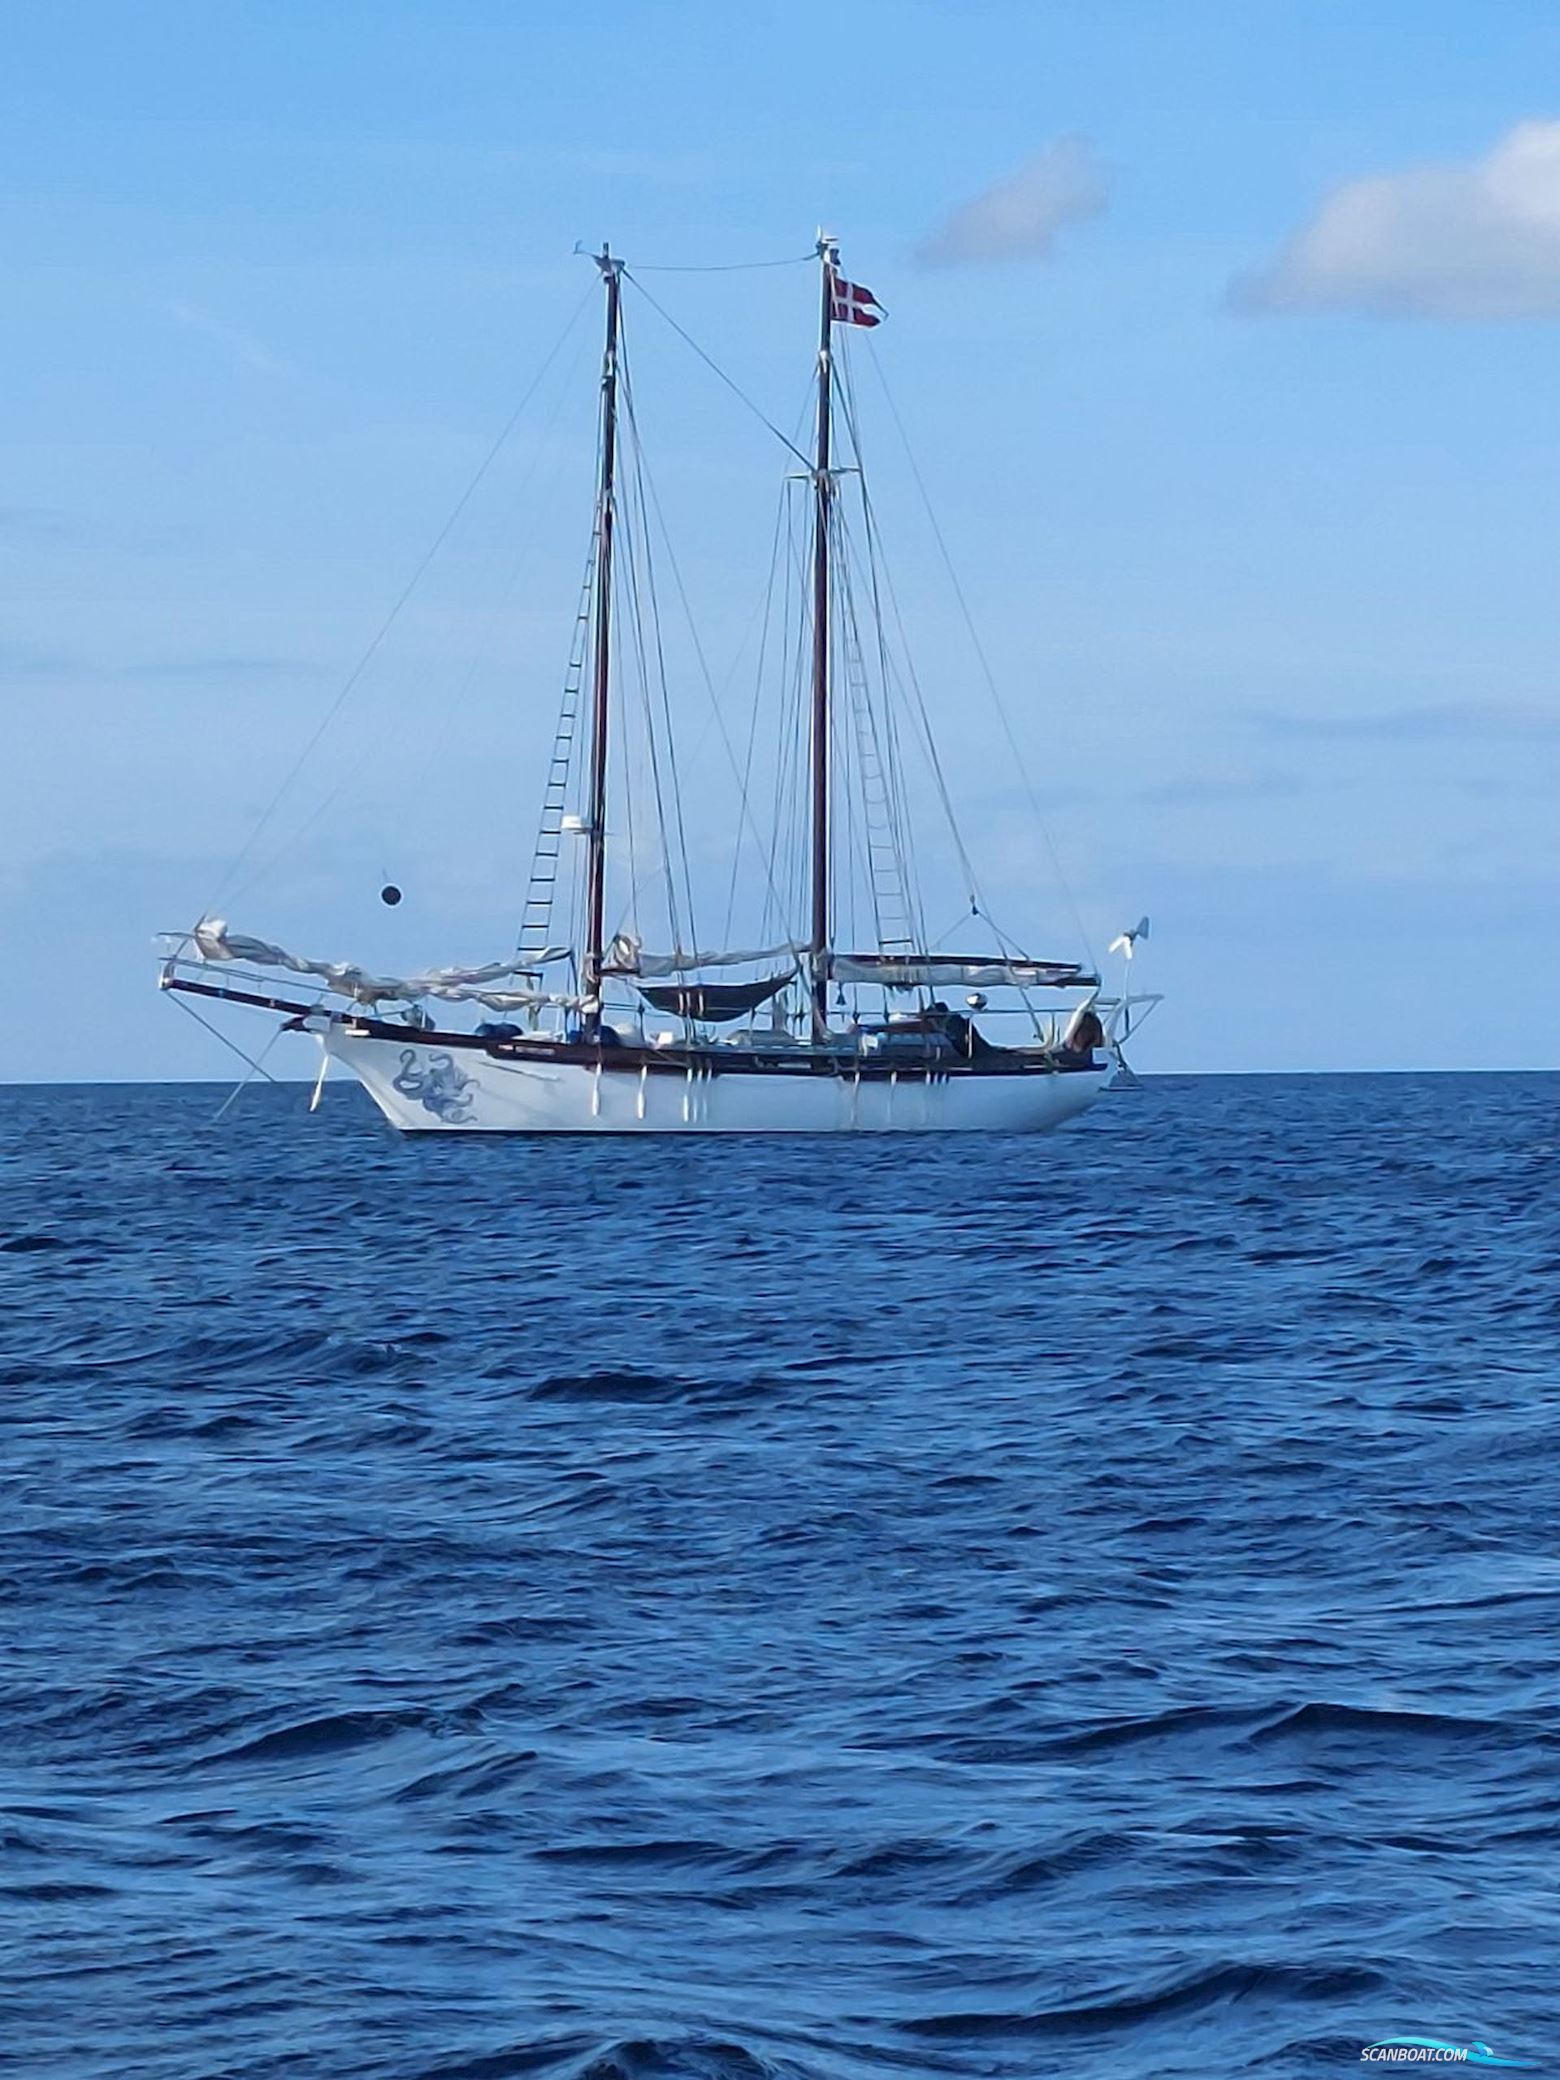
[160,238,1157,1133]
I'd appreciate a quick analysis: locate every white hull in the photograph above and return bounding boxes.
[325,1032,1110,1135]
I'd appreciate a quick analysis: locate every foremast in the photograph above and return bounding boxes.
[582,245,623,1038]
[809,234,837,1033]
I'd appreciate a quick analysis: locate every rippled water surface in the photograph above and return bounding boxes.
[4,1075,1558,2078]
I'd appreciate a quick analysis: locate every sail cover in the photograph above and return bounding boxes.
[829,952,1097,989]
[638,974,793,1023]
[606,933,805,978]
[604,935,1092,991]
[188,919,579,1007]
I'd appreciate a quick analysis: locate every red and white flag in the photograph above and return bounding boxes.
[830,273,884,327]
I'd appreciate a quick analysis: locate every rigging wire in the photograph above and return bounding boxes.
[622,272,814,470]
[200,277,599,922]
[836,642,859,966]
[610,363,670,953]
[719,371,819,949]
[761,481,810,953]
[612,625,644,963]
[833,340,1060,1037]
[240,320,598,924]
[623,250,817,274]
[862,349,1098,968]
[169,990,284,1089]
[833,513,921,954]
[613,468,685,959]
[622,410,800,943]
[515,522,600,967]
[722,480,789,945]
[833,350,986,919]
[618,342,700,960]
[830,356,929,953]
[837,335,1068,1031]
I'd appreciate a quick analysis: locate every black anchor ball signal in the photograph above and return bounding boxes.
[380,883,403,907]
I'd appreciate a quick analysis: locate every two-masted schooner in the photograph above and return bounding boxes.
[159,237,1156,1132]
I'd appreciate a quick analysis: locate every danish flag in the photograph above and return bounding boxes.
[830,273,884,327]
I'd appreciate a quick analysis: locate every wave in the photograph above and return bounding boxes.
[527,1371,719,1403]
[9,1075,1560,2079]
[951,1702,1273,1761]
[902,1960,1386,2039]
[571,2040,794,2080]
[403,2037,799,2080]
[1250,1699,1545,1747]
[391,1748,541,1805]
[533,1838,738,1870]
[202,1706,448,1767]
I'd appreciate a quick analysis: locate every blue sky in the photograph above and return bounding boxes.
[7,0,1560,1078]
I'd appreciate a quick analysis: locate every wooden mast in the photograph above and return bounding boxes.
[582,245,622,1038]
[809,233,837,1031]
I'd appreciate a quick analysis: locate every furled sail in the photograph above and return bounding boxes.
[188,918,578,1007]
[448,987,584,1012]
[828,952,1097,989]
[605,932,806,978]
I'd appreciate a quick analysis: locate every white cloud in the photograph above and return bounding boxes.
[915,137,1108,269]
[1240,119,1560,319]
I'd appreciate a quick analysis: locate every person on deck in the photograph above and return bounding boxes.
[1064,1007,1105,1063]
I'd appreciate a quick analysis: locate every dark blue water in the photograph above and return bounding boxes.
[3,1076,1557,2079]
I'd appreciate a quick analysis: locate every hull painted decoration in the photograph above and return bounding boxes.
[331,1034,1111,1136]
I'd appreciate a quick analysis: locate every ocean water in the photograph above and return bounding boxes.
[3,1074,1557,2079]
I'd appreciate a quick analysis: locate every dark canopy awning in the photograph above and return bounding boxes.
[638,973,793,1023]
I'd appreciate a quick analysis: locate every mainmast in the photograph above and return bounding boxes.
[809,233,837,1030]
[582,245,623,1038]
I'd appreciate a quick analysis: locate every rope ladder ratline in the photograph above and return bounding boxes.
[516,523,600,966]
[832,344,985,924]
[832,351,931,954]
[832,501,926,960]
